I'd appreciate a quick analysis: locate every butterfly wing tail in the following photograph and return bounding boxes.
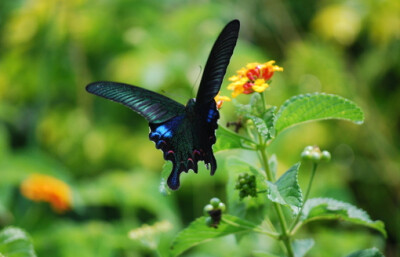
[167,162,181,190]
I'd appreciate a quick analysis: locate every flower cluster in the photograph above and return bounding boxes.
[20,174,72,213]
[235,172,257,199]
[228,61,283,97]
[128,220,172,240]
[214,93,231,109]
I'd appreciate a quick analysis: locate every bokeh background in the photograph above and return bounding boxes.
[0,0,399,256]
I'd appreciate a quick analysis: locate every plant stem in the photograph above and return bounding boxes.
[258,143,294,257]
[289,162,318,233]
[260,92,267,113]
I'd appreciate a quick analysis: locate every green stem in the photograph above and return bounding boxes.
[259,143,294,257]
[289,163,318,233]
[260,92,267,113]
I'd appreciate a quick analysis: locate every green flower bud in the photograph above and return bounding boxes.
[210,197,221,208]
[311,152,321,162]
[304,146,314,152]
[301,150,312,160]
[203,204,214,215]
[218,202,226,212]
[205,217,213,227]
[321,150,331,162]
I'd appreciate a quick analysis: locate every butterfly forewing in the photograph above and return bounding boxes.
[196,19,240,105]
[86,82,185,124]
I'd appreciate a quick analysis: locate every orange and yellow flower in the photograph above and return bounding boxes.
[20,174,72,213]
[214,93,231,109]
[228,61,283,97]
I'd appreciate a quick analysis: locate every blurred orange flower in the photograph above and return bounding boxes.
[214,93,231,109]
[20,174,72,213]
[227,61,283,97]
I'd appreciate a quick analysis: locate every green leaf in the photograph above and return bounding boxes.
[247,114,269,139]
[170,215,257,257]
[266,163,303,213]
[300,198,387,237]
[160,162,173,195]
[225,157,269,224]
[275,93,364,133]
[0,227,37,257]
[214,126,255,152]
[292,238,314,257]
[263,106,277,139]
[233,99,252,115]
[346,247,384,257]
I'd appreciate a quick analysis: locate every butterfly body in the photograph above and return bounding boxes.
[148,98,218,189]
[86,20,240,190]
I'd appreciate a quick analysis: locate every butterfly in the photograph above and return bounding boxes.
[86,20,240,190]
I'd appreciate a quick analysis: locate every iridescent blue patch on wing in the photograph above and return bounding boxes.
[206,108,218,123]
[150,115,185,139]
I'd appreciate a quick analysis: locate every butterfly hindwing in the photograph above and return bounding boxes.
[86,82,185,124]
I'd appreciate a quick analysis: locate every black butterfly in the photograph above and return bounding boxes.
[86,20,240,190]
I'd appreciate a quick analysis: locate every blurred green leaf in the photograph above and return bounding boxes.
[214,126,254,152]
[0,227,36,257]
[293,238,314,257]
[275,93,364,133]
[252,252,280,257]
[346,247,384,257]
[170,215,256,257]
[300,198,387,237]
[266,163,302,213]
[225,157,269,224]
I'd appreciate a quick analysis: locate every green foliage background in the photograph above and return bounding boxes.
[0,0,398,256]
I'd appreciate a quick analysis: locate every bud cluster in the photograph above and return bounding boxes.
[235,173,257,199]
[301,145,331,163]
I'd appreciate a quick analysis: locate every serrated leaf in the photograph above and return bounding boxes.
[247,114,269,139]
[266,163,302,213]
[275,93,364,133]
[170,215,257,257]
[301,198,386,237]
[233,99,252,115]
[214,126,254,152]
[263,106,277,139]
[0,227,37,257]
[346,247,384,257]
[293,238,314,257]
